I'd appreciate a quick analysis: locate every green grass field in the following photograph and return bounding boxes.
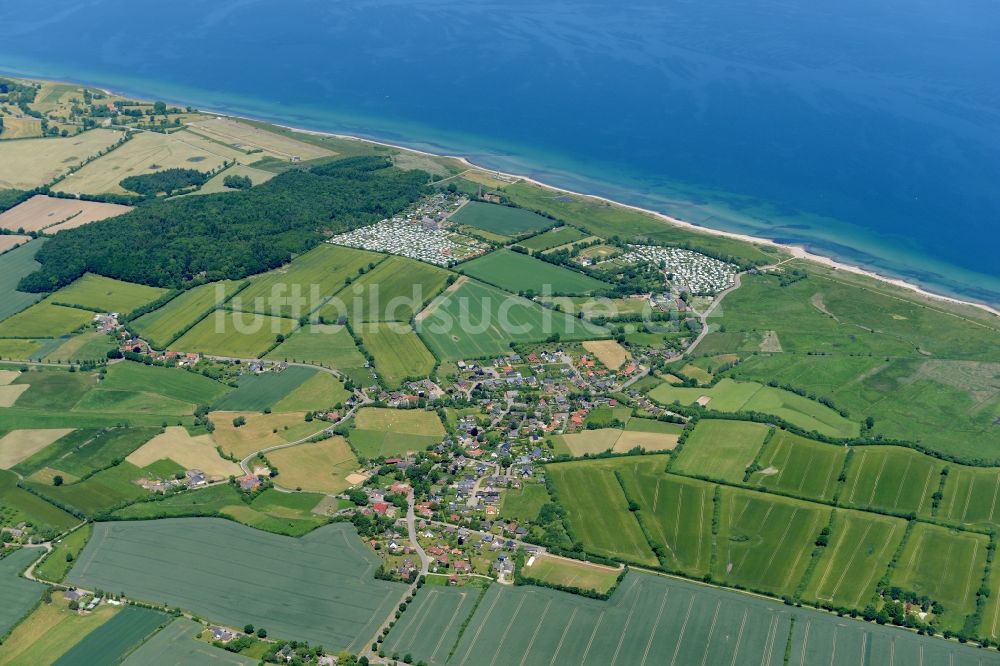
[547,457,658,566]
[840,446,942,517]
[98,361,231,406]
[0,469,77,531]
[522,555,621,594]
[26,462,149,517]
[748,430,847,501]
[938,466,1000,530]
[648,378,859,439]
[34,525,92,583]
[450,201,553,235]
[67,519,408,651]
[51,274,168,314]
[459,249,609,295]
[273,370,350,411]
[121,617,256,666]
[714,487,830,596]
[0,301,94,338]
[234,244,382,318]
[170,310,297,358]
[348,407,445,458]
[323,255,450,322]
[15,427,158,479]
[42,331,116,363]
[0,547,46,639]
[359,322,435,388]
[0,239,45,324]
[211,365,316,411]
[617,460,715,577]
[516,225,588,252]
[889,522,988,630]
[671,419,770,484]
[499,482,549,523]
[417,279,608,360]
[802,509,905,609]
[53,605,168,666]
[131,281,240,348]
[265,324,367,373]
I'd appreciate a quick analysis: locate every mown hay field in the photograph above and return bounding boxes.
[516,225,588,251]
[67,519,408,651]
[0,129,123,190]
[170,310,296,358]
[54,129,245,195]
[522,554,621,594]
[802,509,905,609]
[714,486,830,597]
[126,426,241,477]
[840,445,942,517]
[648,377,859,438]
[52,273,167,313]
[42,330,116,363]
[265,324,367,373]
[459,248,609,295]
[450,201,553,235]
[210,411,315,459]
[547,457,658,566]
[348,407,444,458]
[323,255,450,322]
[0,596,119,666]
[582,339,629,370]
[131,280,240,349]
[417,280,608,361]
[359,322,435,388]
[671,419,770,484]
[747,430,846,501]
[0,427,73,468]
[187,118,336,161]
[0,234,31,254]
[266,436,359,493]
[0,194,131,232]
[555,428,622,456]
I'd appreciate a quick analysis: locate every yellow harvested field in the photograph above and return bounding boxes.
[612,430,679,453]
[187,118,336,161]
[0,370,20,385]
[0,115,43,139]
[0,384,29,407]
[0,235,31,253]
[126,426,241,477]
[266,436,360,493]
[557,428,622,456]
[0,129,123,189]
[0,195,131,232]
[583,339,629,370]
[55,129,247,195]
[211,411,317,459]
[0,428,73,468]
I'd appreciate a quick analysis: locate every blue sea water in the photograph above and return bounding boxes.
[1,0,998,305]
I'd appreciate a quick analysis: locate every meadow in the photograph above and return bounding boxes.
[0,547,46,639]
[210,411,315,459]
[802,509,905,609]
[889,522,988,630]
[613,419,682,453]
[449,201,553,235]
[348,407,445,458]
[272,370,350,411]
[0,301,93,338]
[194,164,275,195]
[266,436,360,493]
[187,117,337,161]
[0,427,74,469]
[542,295,653,318]
[417,280,608,360]
[555,428,622,456]
[130,280,240,348]
[53,605,168,666]
[840,445,942,517]
[459,248,609,295]
[99,361,231,405]
[16,426,158,480]
[26,462,150,517]
[671,419,770,484]
[265,324,367,376]
[747,430,847,501]
[938,465,1000,530]
[67,519,408,651]
[522,554,621,594]
[0,469,77,531]
[324,255,450,322]
[582,339,628,369]
[235,244,381,318]
[648,377,859,439]
[170,310,296,358]
[42,331,116,363]
[211,365,316,411]
[498,482,549,523]
[34,524,92,583]
[0,129,123,190]
[714,487,830,597]
[121,617,256,666]
[516,225,589,252]
[0,597,118,665]
[547,457,658,566]
[359,322,436,388]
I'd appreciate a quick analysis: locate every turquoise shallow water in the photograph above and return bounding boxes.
[1,0,998,306]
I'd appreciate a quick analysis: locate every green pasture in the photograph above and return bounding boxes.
[459,248,609,295]
[26,462,149,517]
[51,274,168,314]
[323,255,450,322]
[748,430,846,501]
[99,361,231,405]
[499,482,549,523]
[0,469,77,531]
[0,301,93,338]
[131,281,240,348]
[35,525,92,583]
[15,426,158,479]
[347,407,444,458]
[522,555,621,594]
[450,201,553,235]
[671,419,769,484]
[359,322,435,388]
[273,370,350,411]
[802,509,905,609]
[53,605,167,666]
[42,331,116,363]
[67,519,408,651]
[265,324,367,373]
[714,487,830,597]
[516,225,587,251]
[938,465,1000,530]
[11,367,96,410]
[0,547,46,639]
[0,238,45,323]
[417,279,608,360]
[541,295,652,319]
[170,310,296,358]
[121,617,256,665]
[547,457,658,566]
[840,446,942,517]
[211,365,316,411]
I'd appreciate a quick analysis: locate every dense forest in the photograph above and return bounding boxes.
[19,156,429,291]
[120,168,209,196]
